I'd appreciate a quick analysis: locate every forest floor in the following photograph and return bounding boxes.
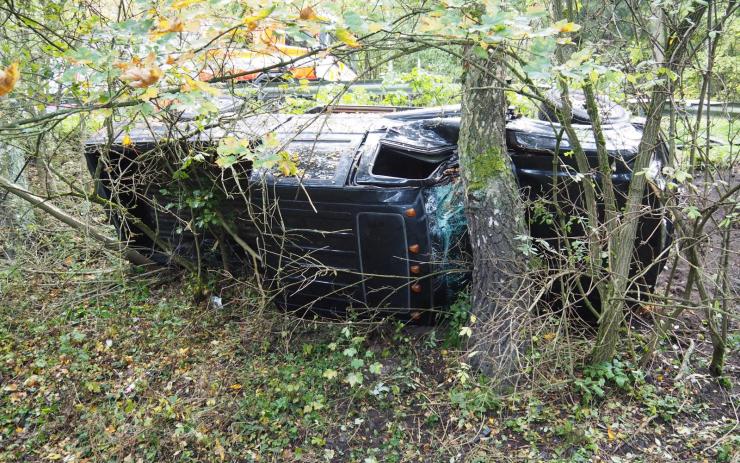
[0,223,737,462]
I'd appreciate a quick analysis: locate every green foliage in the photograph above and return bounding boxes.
[574,359,641,402]
[440,290,471,348]
[313,67,460,108]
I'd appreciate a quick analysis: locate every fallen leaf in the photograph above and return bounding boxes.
[214,439,226,461]
[607,425,616,441]
[23,375,41,388]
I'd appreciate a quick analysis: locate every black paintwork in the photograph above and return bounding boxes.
[84,106,672,317]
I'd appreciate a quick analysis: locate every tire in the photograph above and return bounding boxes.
[538,89,630,125]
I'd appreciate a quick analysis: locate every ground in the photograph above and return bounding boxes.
[0,224,737,462]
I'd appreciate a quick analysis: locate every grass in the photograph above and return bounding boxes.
[1,228,737,463]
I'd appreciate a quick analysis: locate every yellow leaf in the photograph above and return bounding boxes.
[229,383,242,391]
[139,86,159,101]
[214,439,226,461]
[607,425,616,441]
[335,28,361,48]
[181,76,220,96]
[172,0,203,9]
[543,332,556,342]
[122,134,133,147]
[557,21,581,33]
[0,62,20,97]
[152,18,185,36]
[277,157,297,176]
[244,7,274,25]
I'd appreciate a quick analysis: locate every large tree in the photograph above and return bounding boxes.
[458,48,529,381]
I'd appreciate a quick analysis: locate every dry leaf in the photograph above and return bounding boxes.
[120,65,162,88]
[0,62,20,97]
[300,6,318,20]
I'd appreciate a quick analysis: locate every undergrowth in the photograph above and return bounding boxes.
[0,232,737,462]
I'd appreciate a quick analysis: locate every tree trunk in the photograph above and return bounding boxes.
[458,50,529,383]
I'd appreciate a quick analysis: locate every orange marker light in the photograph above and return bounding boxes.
[405,208,417,217]
[408,244,420,254]
[411,283,422,293]
[410,265,421,274]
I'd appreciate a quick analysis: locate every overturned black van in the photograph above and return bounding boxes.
[84,102,672,317]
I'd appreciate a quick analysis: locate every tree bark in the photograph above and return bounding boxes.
[591,1,708,362]
[458,50,529,383]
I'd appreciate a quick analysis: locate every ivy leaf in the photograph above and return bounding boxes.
[342,347,357,357]
[322,369,338,380]
[350,358,364,369]
[345,372,363,387]
[369,362,382,375]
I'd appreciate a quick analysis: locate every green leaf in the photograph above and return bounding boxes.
[322,369,338,380]
[369,362,382,375]
[345,372,363,387]
[350,358,364,369]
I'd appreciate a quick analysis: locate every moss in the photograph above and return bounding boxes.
[466,147,508,191]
